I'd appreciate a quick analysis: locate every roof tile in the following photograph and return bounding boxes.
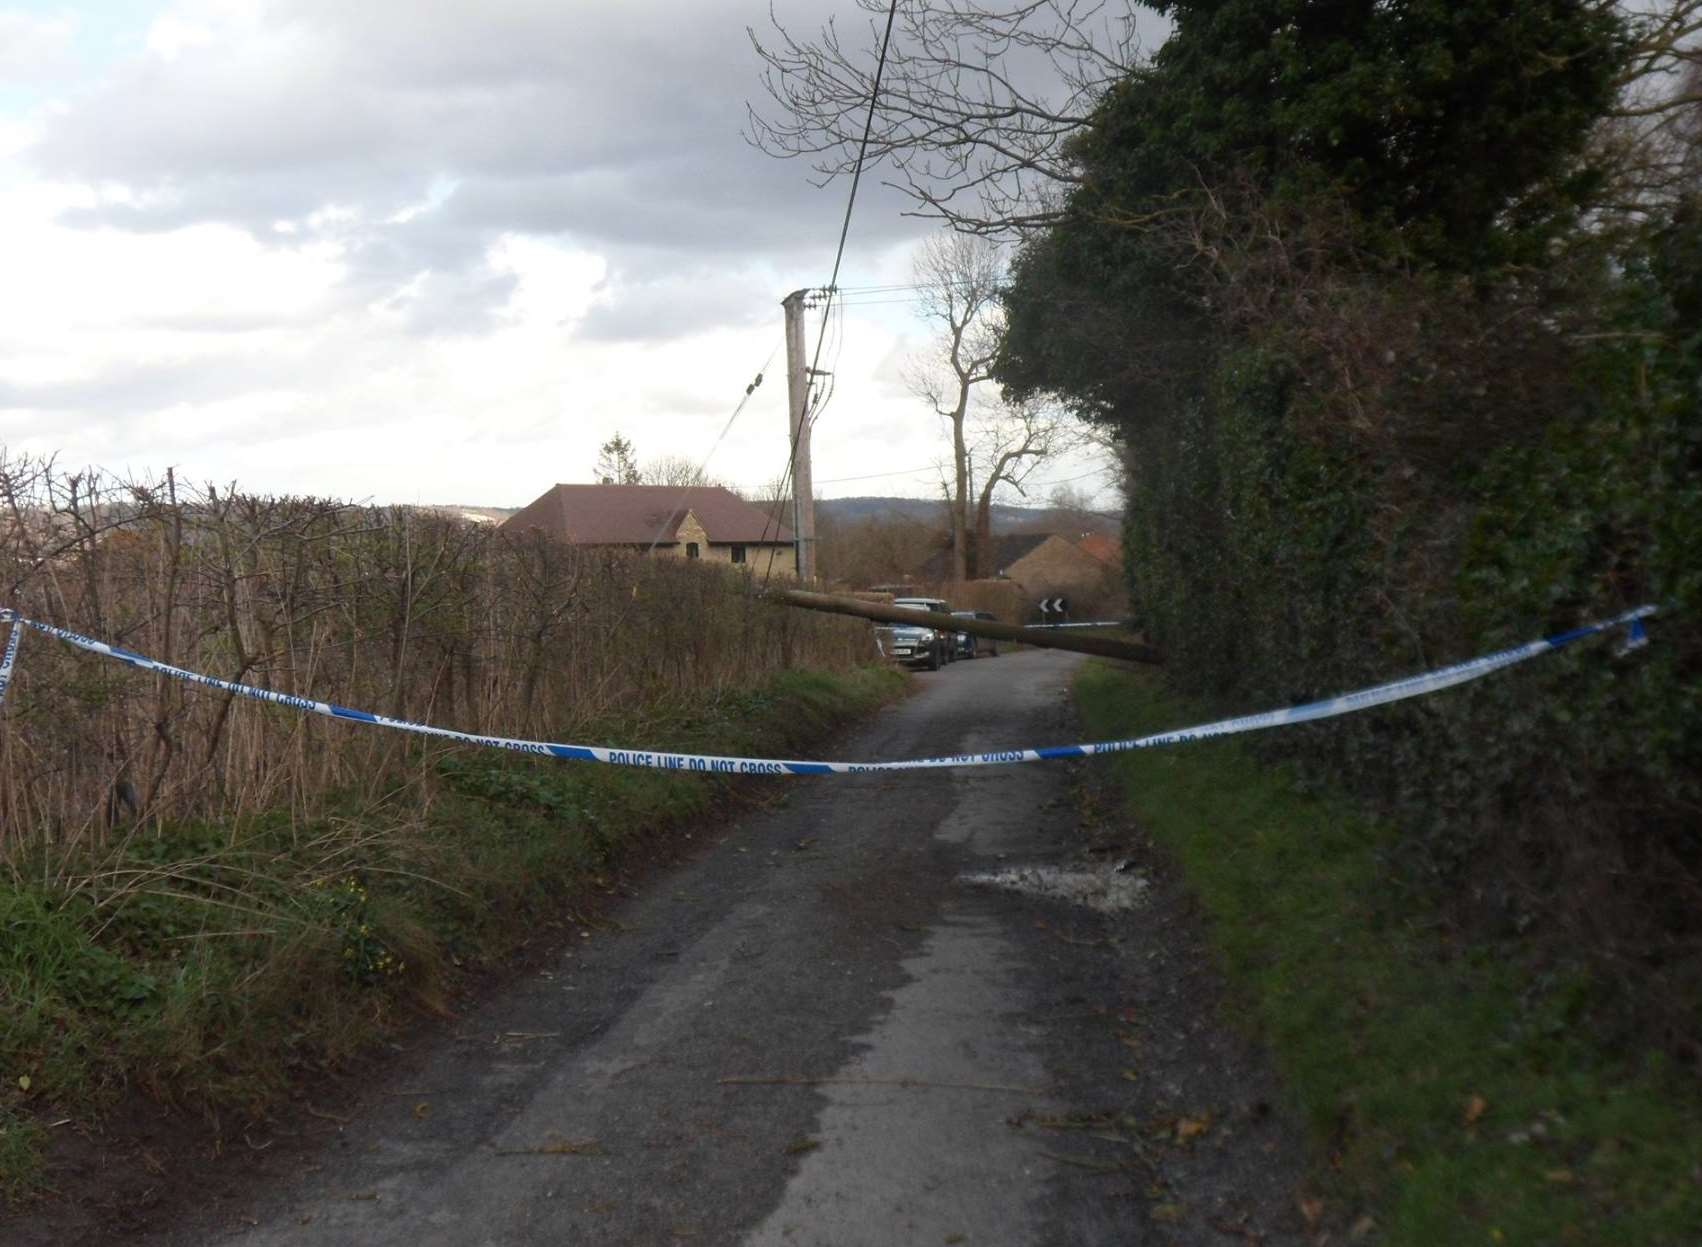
[501,484,793,545]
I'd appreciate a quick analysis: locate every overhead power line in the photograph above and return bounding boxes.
[832,295,930,309]
[811,461,1116,496]
[819,0,900,304]
[833,278,978,295]
[644,340,782,553]
[814,464,941,486]
[758,0,902,584]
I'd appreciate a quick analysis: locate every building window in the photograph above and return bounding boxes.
[730,545,746,564]
[685,542,700,559]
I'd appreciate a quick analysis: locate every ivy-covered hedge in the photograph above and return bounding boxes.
[999,0,1700,1046]
[1113,234,1702,1046]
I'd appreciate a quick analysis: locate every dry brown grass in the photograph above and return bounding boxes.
[0,453,866,870]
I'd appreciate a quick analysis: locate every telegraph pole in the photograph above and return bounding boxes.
[782,289,817,581]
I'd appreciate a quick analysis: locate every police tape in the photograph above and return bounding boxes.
[0,604,1657,776]
[0,615,20,708]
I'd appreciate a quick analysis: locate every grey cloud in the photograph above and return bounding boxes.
[390,266,521,338]
[58,169,420,236]
[871,337,922,398]
[0,357,298,414]
[35,1,881,233]
[0,330,411,428]
[335,215,486,293]
[439,159,910,258]
[0,13,76,85]
[58,191,524,335]
[32,0,915,339]
[575,267,772,344]
[639,386,753,420]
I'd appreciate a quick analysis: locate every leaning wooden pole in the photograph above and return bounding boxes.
[768,589,1162,665]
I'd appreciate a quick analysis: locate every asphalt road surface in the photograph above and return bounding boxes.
[133,650,1308,1247]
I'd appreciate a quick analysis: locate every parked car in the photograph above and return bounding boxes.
[893,596,953,618]
[875,620,949,670]
[951,609,1000,659]
[882,597,956,670]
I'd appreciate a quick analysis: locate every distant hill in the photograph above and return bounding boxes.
[419,504,517,526]
[419,495,1121,537]
[816,496,1121,536]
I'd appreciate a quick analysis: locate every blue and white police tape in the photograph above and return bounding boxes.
[0,615,20,708]
[0,604,1657,775]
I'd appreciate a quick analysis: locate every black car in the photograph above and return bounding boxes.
[950,610,1000,659]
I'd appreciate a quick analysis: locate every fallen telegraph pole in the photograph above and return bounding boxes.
[768,589,1162,665]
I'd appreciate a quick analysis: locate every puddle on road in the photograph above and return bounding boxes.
[958,862,1150,913]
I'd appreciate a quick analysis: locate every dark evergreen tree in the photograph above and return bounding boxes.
[595,433,641,485]
[1000,0,1629,412]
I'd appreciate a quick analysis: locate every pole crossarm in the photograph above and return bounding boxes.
[767,589,1163,665]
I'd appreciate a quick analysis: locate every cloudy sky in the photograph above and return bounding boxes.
[0,0,1124,509]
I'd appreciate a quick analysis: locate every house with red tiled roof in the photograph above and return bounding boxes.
[500,484,796,577]
[909,530,1127,619]
[1077,532,1121,567]
[917,532,1110,603]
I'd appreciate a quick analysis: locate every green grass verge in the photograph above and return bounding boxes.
[0,664,905,1201]
[1075,662,1700,1246]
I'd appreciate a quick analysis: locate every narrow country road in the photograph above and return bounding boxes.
[125,651,1308,1246]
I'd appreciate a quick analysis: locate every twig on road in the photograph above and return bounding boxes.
[1040,1150,1148,1175]
[720,1075,1051,1095]
[492,1139,603,1157]
[1207,1215,1267,1243]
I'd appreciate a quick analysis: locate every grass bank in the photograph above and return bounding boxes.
[1075,662,1700,1245]
[0,663,905,1200]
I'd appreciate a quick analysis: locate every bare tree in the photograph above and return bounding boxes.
[1592,1,1702,218]
[640,455,728,490]
[968,397,1075,568]
[815,509,942,587]
[1610,0,1702,125]
[905,232,1003,579]
[905,231,1074,578]
[747,0,1150,237]
[1046,480,1099,517]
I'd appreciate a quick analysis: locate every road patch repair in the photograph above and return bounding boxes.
[743,914,1060,1247]
[959,860,1150,913]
